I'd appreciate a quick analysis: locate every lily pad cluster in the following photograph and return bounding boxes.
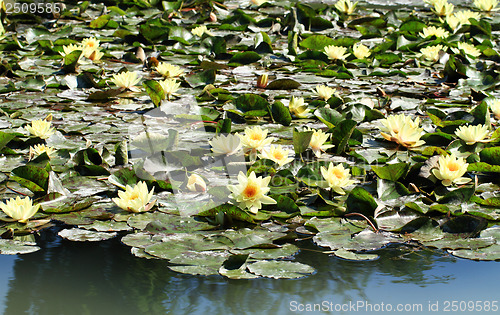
[0,0,500,278]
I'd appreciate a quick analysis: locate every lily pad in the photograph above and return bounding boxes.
[58,228,117,242]
[247,260,315,279]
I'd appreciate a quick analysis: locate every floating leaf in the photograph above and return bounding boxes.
[229,51,261,65]
[270,101,292,126]
[333,249,379,261]
[266,79,301,90]
[247,260,315,279]
[143,80,165,107]
[58,228,117,242]
[0,239,40,255]
[185,69,216,88]
[293,128,313,154]
[371,163,409,181]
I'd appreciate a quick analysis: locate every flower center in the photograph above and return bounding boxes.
[129,192,140,201]
[243,183,259,199]
[447,161,460,172]
[273,151,284,160]
[333,168,344,179]
[250,134,262,141]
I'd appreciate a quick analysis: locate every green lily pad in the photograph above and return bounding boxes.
[333,249,379,261]
[0,239,40,255]
[247,260,315,279]
[58,228,117,242]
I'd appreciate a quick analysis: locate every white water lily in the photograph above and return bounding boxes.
[432,0,454,16]
[288,96,310,118]
[209,134,242,155]
[454,124,491,145]
[474,0,498,11]
[191,25,213,37]
[155,62,184,78]
[59,43,82,57]
[320,162,355,195]
[456,42,481,57]
[237,126,276,155]
[186,174,207,192]
[353,43,371,59]
[379,114,425,148]
[228,171,276,214]
[305,127,335,157]
[81,37,103,61]
[259,145,294,167]
[314,85,337,101]
[488,98,500,119]
[0,196,40,223]
[420,45,445,62]
[446,14,461,30]
[158,78,181,100]
[110,71,142,90]
[29,144,56,160]
[324,45,350,61]
[420,26,449,38]
[26,118,55,139]
[334,0,358,14]
[432,154,471,186]
[453,10,481,24]
[112,182,155,213]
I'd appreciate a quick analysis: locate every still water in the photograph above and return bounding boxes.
[0,227,497,315]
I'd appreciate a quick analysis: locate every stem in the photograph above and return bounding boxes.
[344,212,378,232]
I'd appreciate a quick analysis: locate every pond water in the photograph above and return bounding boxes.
[0,227,497,315]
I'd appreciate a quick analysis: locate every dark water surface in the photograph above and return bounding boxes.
[0,227,498,315]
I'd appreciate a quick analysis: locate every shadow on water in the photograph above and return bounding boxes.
[1,227,498,315]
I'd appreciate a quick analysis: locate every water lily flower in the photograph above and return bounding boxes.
[305,127,335,157]
[59,43,82,57]
[314,85,337,101]
[454,124,491,145]
[237,126,276,156]
[379,114,425,148]
[81,37,103,61]
[256,74,269,88]
[0,196,40,223]
[26,117,55,139]
[259,145,294,167]
[155,62,184,78]
[112,182,156,213]
[456,42,481,57]
[352,43,371,59]
[474,0,498,11]
[110,71,142,91]
[446,14,461,30]
[29,144,56,160]
[191,25,213,37]
[432,154,471,186]
[432,0,454,16]
[324,45,350,61]
[320,163,355,195]
[209,134,242,155]
[250,0,266,5]
[186,174,207,192]
[158,78,181,100]
[420,45,445,62]
[288,96,310,118]
[453,10,481,24]
[228,171,276,214]
[488,98,500,119]
[334,0,358,14]
[419,26,449,38]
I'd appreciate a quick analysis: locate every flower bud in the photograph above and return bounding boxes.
[256,74,268,88]
[187,174,207,192]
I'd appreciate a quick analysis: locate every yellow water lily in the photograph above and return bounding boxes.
[29,144,56,160]
[110,71,142,90]
[334,0,358,14]
[191,25,213,37]
[320,162,355,195]
[488,98,500,119]
[186,174,207,192]
[81,37,103,61]
[0,196,40,223]
[432,0,454,16]
[446,14,461,30]
[155,62,184,78]
[228,171,276,214]
[314,85,337,101]
[26,117,55,139]
[420,45,445,62]
[456,42,481,57]
[474,0,498,11]
[379,114,425,148]
[59,44,82,57]
[237,126,276,155]
[352,43,371,59]
[419,26,449,38]
[455,124,491,145]
[432,154,471,186]
[158,78,181,100]
[209,134,242,156]
[288,96,310,118]
[112,182,156,213]
[259,145,294,167]
[324,45,350,61]
[453,10,481,24]
[305,127,335,157]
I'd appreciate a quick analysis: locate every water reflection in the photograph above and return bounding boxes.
[1,228,498,315]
